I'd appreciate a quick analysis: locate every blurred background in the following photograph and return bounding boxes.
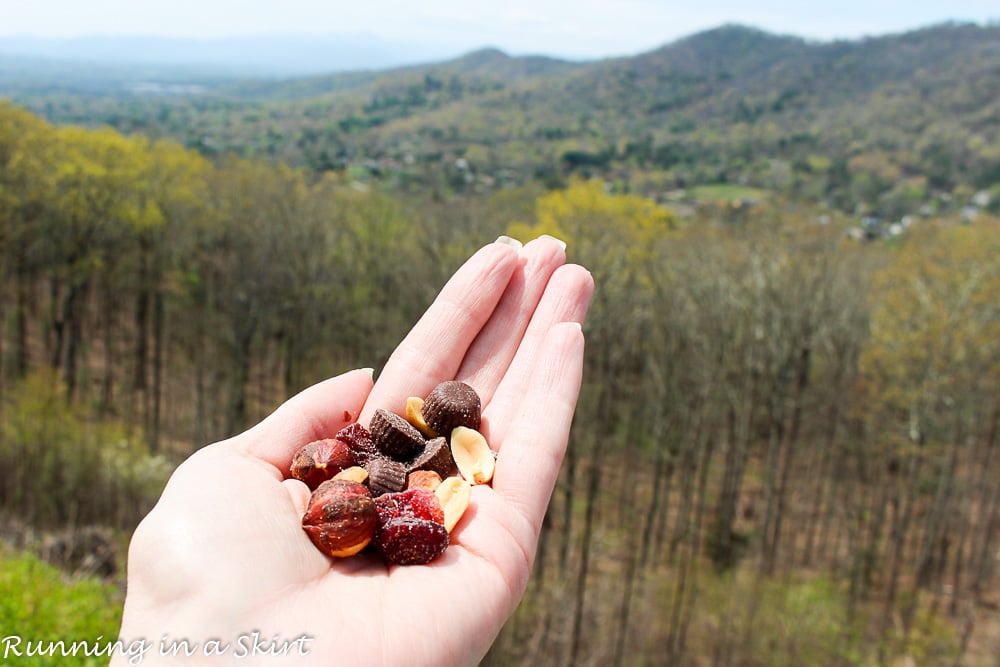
[1,2,998,664]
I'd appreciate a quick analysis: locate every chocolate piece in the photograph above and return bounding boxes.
[422,381,481,436]
[370,408,427,461]
[407,436,456,479]
[365,457,408,496]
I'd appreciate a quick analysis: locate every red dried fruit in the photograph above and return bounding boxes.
[374,488,445,525]
[335,422,378,465]
[376,517,449,565]
[302,479,376,558]
[290,439,358,490]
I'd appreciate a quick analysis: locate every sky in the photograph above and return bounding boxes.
[0,0,996,59]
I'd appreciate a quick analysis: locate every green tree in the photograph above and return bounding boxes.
[0,103,57,386]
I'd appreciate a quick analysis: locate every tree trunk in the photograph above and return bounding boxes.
[568,450,602,667]
[759,409,784,573]
[639,441,673,570]
[766,342,811,572]
[14,263,32,378]
[100,281,115,412]
[559,434,577,575]
[227,322,255,436]
[970,404,999,605]
[61,281,86,400]
[709,399,753,570]
[134,278,149,394]
[802,400,839,566]
[150,288,165,452]
[877,453,920,663]
[612,481,643,667]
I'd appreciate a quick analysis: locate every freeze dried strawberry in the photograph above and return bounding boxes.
[376,517,449,565]
[336,422,378,465]
[374,488,444,525]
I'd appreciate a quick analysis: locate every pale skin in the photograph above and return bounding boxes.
[112,236,594,666]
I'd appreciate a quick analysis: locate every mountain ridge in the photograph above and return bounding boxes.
[2,21,997,215]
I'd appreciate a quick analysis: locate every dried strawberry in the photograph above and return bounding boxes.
[376,517,449,565]
[374,488,444,525]
[335,422,378,465]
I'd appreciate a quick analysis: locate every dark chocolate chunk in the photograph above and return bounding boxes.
[365,457,408,496]
[370,408,427,461]
[407,436,456,479]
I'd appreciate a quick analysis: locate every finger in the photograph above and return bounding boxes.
[490,321,586,541]
[456,236,567,400]
[236,368,375,471]
[482,263,594,446]
[282,478,311,515]
[360,240,519,423]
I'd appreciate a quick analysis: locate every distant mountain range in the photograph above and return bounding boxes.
[0,33,469,76]
[2,22,997,216]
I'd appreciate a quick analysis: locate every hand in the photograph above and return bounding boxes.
[112,236,594,666]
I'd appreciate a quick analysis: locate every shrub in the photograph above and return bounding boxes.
[0,369,172,530]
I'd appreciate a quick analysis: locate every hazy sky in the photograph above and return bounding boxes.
[0,0,996,58]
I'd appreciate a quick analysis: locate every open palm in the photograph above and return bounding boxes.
[113,236,594,666]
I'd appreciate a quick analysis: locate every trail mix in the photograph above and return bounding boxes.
[293,381,494,565]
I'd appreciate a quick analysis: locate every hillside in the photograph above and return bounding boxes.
[2,22,997,214]
[3,23,1000,667]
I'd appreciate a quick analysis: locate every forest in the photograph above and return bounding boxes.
[1,20,1000,667]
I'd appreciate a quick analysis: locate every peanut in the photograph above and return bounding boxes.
[450,426,495,485]
[435,476,472,532]
[405,396,438,438]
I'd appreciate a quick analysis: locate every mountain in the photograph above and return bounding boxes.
[212,47,586,101]
[2,22,997,214]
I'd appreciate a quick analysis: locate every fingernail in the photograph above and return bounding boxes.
[359,367,375,381]
[539,234,567,251]
[495,235,523,249]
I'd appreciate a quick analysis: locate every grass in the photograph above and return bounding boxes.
[0,544,125,666]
